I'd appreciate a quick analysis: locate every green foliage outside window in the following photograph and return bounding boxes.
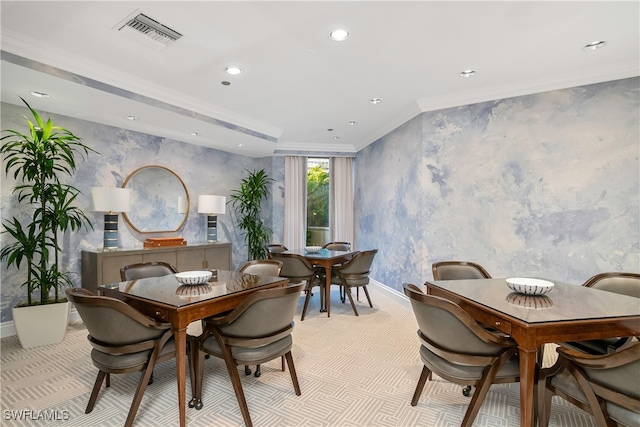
[307,165,328,227]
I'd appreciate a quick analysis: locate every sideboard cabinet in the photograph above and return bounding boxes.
[81,243,232,294]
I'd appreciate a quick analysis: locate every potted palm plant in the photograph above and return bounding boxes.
[1,98,94,348]
[229,169,274,260]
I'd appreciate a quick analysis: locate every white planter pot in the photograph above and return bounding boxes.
[12,302,71,348]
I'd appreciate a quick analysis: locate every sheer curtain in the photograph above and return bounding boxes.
[284,156,307,249]
[329,157,354,247]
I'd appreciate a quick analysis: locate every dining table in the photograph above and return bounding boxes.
[424,278,640,427]
[285,248,358,316]
[98,269,289,427]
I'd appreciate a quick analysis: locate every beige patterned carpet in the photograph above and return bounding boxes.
[1,285,596,427]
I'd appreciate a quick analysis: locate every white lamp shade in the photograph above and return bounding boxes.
[198,195,226,215]
[91,187,131,213]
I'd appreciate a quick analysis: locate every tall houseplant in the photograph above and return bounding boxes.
[1,98,94,346]
[229,169,274,260]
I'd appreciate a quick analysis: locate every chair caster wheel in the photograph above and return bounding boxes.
[244,366,252,376]
[188,397,203,409]
[462,386,472,397]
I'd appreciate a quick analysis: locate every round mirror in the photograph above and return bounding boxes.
[122,165,189,233]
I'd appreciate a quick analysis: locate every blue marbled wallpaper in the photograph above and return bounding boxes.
[355,78,640,292]
[0,102,281,321]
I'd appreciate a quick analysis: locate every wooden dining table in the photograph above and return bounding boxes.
[285,248,358,316]
[98,269,288,427]
[424,278,640,427]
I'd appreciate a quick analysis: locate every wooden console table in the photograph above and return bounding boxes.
[81,243,232,293]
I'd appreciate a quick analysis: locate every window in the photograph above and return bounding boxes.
[306,158,329,245]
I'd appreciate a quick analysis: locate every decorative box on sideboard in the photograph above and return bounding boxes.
[81,243,232,294]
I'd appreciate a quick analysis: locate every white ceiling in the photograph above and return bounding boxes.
[1,1,638,158]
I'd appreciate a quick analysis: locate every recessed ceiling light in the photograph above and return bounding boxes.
[584,40,607,51]
[329,28,349,41]
[348,121,357,125]
[333,136,340,140]
[126,115,140,121]
[190,132,199,136]
[459,70,476,78]
[221,81,231,86]
[30,91,50,98]
[369,98,382,104]
[237,144,245,148]
[327,128,334,132]
[225,66,243,75]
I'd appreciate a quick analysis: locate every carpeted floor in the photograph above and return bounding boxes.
[1,285,596,426]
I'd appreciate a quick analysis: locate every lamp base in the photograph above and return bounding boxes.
[206,215,218,243]
[103,213,119,250]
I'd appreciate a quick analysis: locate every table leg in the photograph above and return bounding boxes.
[519,348,537,427]
[325,266,332,317]
[175,327,187,427]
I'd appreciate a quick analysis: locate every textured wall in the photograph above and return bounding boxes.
[0,102,281,321]
[355,77,640,292]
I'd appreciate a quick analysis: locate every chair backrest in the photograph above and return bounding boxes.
[209,283,305,340]
[556,343,640,416]
[238,259,283,277]
[65,287,171,348]
[432,261,492,280]
[402,283,514,358]
[120,261,178,281]
[322,241,351,251]
[269,253,317,283]
[582,272,640,298]
[334,249,377,276]
[265,244,288,254]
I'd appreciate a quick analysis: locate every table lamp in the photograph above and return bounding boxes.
[91,187,131,250]
[198,195,225,242]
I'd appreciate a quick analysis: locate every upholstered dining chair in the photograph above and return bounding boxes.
[120,261,178,281]
[431,260,492,281]
[190,283,305,427]
[322,241,351,251]
[238,259,283,277]
[270,252,323,321]
[561,272,640,355]
[431,260,494,396]
[66,287,176,427]
[538,342,640,427]
[331,249,378,316]
[403,284,521,427]
[265,244,288,258]
[237,259,284,378]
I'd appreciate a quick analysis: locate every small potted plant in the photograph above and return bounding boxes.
[1,98,95,348]
[229,169,274,260]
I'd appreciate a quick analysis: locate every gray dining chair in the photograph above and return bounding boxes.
[432,260,492,281]
[120,261,178,281]
[561,272,640,355]
[265,244,288,258]
[190,283,305,427]
[322,241,351,251]
[538,342,640,427]
[237,259,284,377]
[66,287,176,427]
[270,252,323,321]
[331,249,377,316]
[403,283,521,427]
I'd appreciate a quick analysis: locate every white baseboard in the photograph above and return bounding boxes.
[1,282,406,339]
[1,308,81,339]
[370,279,410,309]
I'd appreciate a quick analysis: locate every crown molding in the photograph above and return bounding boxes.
[417,62,640,113]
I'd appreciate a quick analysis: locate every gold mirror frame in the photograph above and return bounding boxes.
[122,165,189,234]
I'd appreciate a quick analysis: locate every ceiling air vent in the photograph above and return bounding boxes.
[115,10,182,51]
